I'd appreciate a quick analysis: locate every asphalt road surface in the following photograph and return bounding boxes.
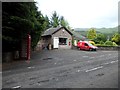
[2,49,118,88]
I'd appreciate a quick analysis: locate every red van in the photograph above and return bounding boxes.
[77,41,98,51]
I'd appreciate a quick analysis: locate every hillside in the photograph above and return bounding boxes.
[74,27,118,37]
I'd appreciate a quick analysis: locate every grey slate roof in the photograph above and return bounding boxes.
[69,29,87,40]
[41,26,72,36]
[41,26,87,40]
[72,31,87,40]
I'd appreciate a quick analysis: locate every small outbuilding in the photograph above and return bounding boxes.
[41,26,73,49]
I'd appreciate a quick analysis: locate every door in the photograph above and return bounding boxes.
[53,37,59,48]
[84,43,89,50]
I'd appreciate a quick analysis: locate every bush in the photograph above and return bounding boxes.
[104,41,113,46]
[100,41,104,44]
[113,42,118,46]
[95,44,106,46]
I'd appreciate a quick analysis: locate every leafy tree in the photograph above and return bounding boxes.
[50,11,60,27]
[97,33,106,42]
[30,11,47,49]
[111,33,120,45]
[87,28,97,40]
[59,16,69,28]
[93,33,107,44]
[2,2,48,52]
[2,2,35,52]
[104,41,113,46]
[50,11,70,29]
[43,15,51,29]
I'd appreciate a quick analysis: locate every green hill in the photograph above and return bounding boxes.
[74,27,118,38]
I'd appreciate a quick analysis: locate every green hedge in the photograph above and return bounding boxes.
[95,44,118,47]
[95,41,118,47]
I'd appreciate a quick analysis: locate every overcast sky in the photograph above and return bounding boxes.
[35,0,120,28]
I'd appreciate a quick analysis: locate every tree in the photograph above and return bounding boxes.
[43,15,51,30]
[50,11,71,29]
[59,16,69,28]
[104,41,113,46]
[2,2,48,52]
[94,33,107,44]
[111,33,120,45]
[50,11,60,27]
[87,28,97,40]
[2,2,35,52]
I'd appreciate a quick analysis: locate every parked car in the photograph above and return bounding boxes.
[77,41,98,51]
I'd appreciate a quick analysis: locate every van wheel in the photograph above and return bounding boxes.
[89,48,93,51]
[94,49,96,51]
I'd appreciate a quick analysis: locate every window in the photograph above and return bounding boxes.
[85,43,88,46]
[59,38,67,45]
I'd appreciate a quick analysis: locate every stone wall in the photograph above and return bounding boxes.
[97,46,120,51]
[72,45,120,51]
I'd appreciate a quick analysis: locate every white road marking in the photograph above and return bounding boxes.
[108,54,111,56]
[28,67,35,69]
[89,57,95,59]
[110,60,118,63]
[73,60,77,61]
[12,85,21,89]
[82,56,88,58]
[85,66,103,72]
[77,70,81,72]
[54,63,57,65]
[103,62,110,65]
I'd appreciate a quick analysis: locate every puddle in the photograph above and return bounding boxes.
[42,58,53,60]
[38,79,49,83]
[73,66,81,69]
[29,77,37,80]
[96,73,104,76]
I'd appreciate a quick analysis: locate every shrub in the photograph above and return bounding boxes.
[113,42,118,46]
[104,41,113,46]
[99,41,104,44]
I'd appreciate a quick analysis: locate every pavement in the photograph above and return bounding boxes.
[2,49,119,89]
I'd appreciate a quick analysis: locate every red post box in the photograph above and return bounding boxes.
[27,34,31,60]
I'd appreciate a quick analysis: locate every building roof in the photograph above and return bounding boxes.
[41,26,87,40]
[42,26,73,36]
[69,29,87,40]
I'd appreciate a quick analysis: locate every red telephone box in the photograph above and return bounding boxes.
[27,34,31,60]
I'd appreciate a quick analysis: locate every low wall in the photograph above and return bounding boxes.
[72,45,120,51]
[2,51,20,63]
[97,46,120,51]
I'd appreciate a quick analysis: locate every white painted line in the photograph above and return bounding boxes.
[108,54,111,56]
[73,60,77,61]
[85,66,103,72]
[28,67,35,69]
[12,85,21,89]
[103,62,110,65]
[54,63,57,65]
[76,69,87,72]
[110,60,118,63]
[89,57,95,59]
[77,70,80,72]
[82,56,88,58]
